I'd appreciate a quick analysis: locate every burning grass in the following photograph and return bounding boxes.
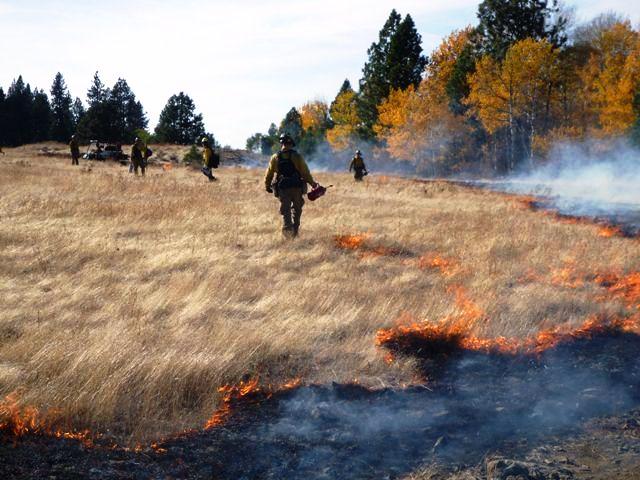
[1,145,640,447]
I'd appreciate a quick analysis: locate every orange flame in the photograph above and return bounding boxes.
[417,253,459,277]
[204,377,262,430]
[598,225,622,238]
[551,259,584,289]
[333,234,402,259]
[162,163,173,171]
[334,234,368,251]
[598,272,640,308]
[0,391,93,447]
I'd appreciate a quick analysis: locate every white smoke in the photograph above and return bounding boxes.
[509,140,640,206]
[467,139,640,234]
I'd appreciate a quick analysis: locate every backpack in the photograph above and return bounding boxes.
[211,150,220,169]
[276,150,303,189]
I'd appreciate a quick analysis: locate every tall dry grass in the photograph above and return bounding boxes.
[0,144,638,443]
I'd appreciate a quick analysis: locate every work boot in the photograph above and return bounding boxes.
[282,225,295,239]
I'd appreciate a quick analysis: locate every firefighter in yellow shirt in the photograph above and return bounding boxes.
[349,150,368,181]
[201,137,218,181]
[264,134,318,238]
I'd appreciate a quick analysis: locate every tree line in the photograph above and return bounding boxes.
[0,72,213,147]
[249,1,640,175]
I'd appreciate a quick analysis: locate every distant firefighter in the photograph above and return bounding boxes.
[349,150,368,181]
[130,137,146,176]
[200,137,219,182]
[69,135,80,165]
[264,133,318,238]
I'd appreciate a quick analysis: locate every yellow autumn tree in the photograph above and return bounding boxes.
[300,100,330,132]
[580,22,640,135]
[327,89,361,151]
[375,29,473,172]
[467,38,561,167]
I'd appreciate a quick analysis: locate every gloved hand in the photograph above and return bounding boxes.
[266,186,273,194]
[311,182,319,189]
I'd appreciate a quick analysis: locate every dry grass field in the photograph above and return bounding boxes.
[1,143,639,445]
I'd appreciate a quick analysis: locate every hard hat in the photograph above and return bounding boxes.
[201,136,209,144]
[355,150,361,155]
[134,137,140,142]
[279,133,294,146]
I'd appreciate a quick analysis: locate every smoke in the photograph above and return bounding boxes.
[175,331,640,479]
[510,139,640,205]
[305,140,420,178]
[470,139,640,234]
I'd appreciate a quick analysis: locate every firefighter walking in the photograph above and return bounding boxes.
[200,137,219,181]
[69,135,80,166]
[264,134,318,238]
[349,150,368,181]
[130,137,146,176]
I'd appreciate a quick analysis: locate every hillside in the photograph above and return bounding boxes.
[1,145,639,478]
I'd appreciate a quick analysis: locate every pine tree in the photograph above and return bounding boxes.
[125,99,147,139]
[71,97,85,130]
[87,71,109,107]
[49,72,74,141]
[5,76,34,146]
[0,88,6,147]
[358,10,427,137]
[279,108,303,146]
[154,92,206,144]
[108,78,147,143]
[32,89,52,142]
[387,15,427,90]
[476,0,567,59]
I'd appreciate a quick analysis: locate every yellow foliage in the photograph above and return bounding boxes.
[467,38,561,135]
[580,22,640,135]
[426,28,473,93]
[374,29,473,166]
[300,100,330,132]
[327,90,361,150]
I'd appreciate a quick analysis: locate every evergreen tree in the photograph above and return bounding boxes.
[387,15,427,91]
[446,42,479,114]
[4,76,34,146]
[108,78,147,143]
[32,89,52,142]
[76,101,117,141]
[71,97,85,130]
[279,107,303,146]
[125,99,147,139]
[154,92,206,144]
[0,88,6,147]
[476,0,567,59]
[87,71,109,107]
[358,10,427,137]
[49,72,74,141]
[109,78,131,141]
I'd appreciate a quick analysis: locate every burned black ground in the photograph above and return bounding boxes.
[2,331,640,479]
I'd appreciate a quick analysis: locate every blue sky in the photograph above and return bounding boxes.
[0,0,638,147]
